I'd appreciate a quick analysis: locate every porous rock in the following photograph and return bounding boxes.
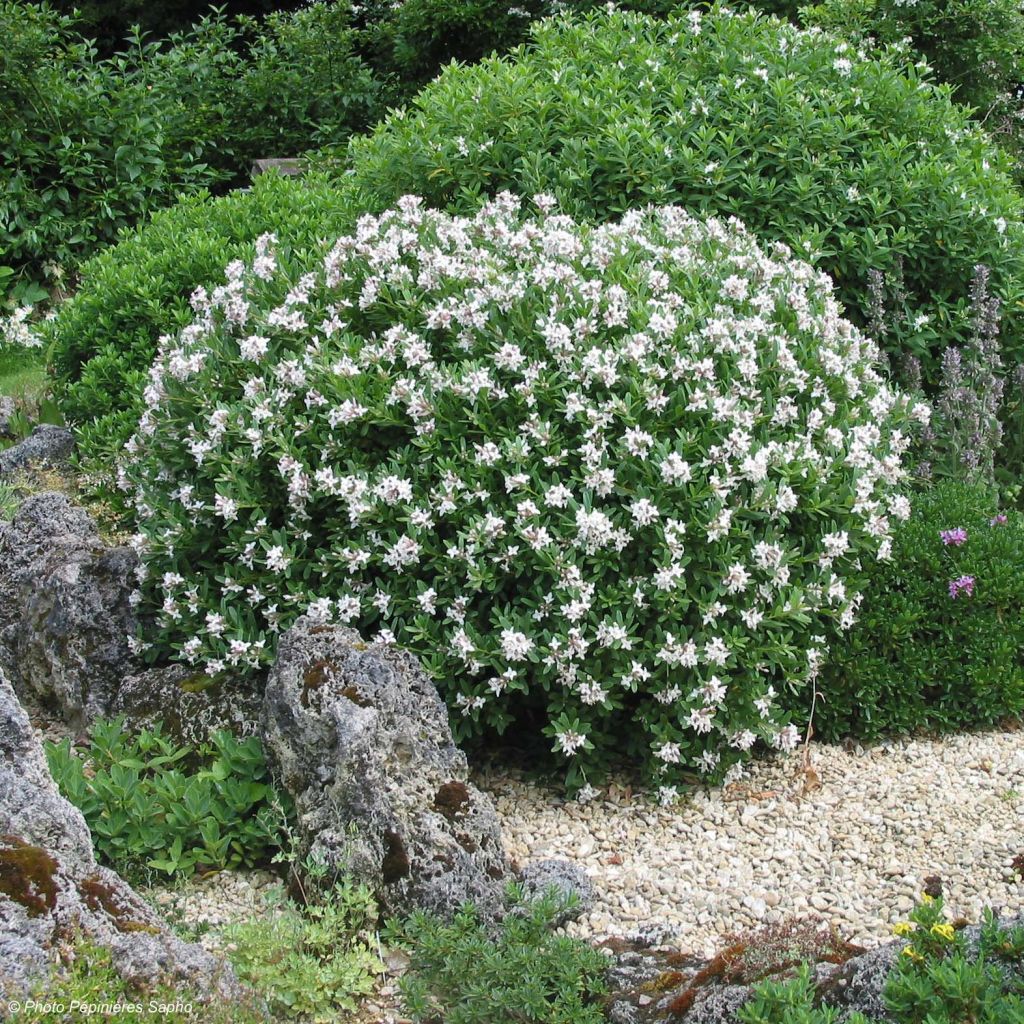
[0,492,138,728]
[109,665,262,746]
[0,665,241,1002]
[518,857,595,924]
[0,398,16,440]
[260,620,511,921]
[0,426,75,480]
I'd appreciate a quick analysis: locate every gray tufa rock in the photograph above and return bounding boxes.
[0,492,138,729]
[261,620,511,922]
[0,665,243,1003]
[109,665,262,746]
[518,858,596,925]
[0,398,16,441]
[0,426,75,480]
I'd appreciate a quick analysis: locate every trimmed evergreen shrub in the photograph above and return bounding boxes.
[788,480,1024,742]
[342,5,1024,382]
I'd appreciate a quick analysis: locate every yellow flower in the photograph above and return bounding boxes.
[901,946,923,961]
[893,922,916,936]
[930,923,955,942]
[921,893,935,904]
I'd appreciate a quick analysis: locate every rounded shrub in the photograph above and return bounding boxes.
[46,171,363,476]
[786,480,1024,742]
[120,196,923,793]
[342,5,1024,382]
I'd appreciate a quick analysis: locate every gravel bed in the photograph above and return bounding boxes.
[476,728,1024,957]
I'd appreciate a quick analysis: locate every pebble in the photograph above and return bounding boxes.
[476,726,1024,958]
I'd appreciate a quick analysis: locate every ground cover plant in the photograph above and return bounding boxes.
[117,195,925,793]
[386,884,609,1024]
[44,171,362,480]
[45,717,290,883]
[341,5,1024,384]
[221,868,382,1020]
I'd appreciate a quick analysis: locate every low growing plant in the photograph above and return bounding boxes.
[119,197,923,793]
[737,895,1024,1023]
[789,480,1024,742]
[386,884,610,1024]
[45,717,290,883]
[221,870,381,1021]
[7,938,266,1023]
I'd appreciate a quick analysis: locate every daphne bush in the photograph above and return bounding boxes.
[46,172,362,482]
[120,196,922,793]
[341,5,1024,382]
[787,481,1024,742]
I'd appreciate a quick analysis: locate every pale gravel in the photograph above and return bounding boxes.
[475,728,1024,958]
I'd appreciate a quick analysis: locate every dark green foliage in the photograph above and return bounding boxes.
[148,3,384,182]
[802,0,1024,117]
[343,5,1024,381]
[386,885,610,1024]
[0,2,225,297]
[45,716,291,882]
[790,481,1024,742]
[46,171,362,473]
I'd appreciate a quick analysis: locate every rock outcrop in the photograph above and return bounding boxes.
[0,426,75,480]
[518,858,595,925]
[261,621,511,922]
[0,398,16,441]
[0,492,138,729]
[0,666,242,1002]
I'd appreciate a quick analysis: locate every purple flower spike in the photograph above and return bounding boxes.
[949,574,976,599]
[939,527,968,546]
[990,514,1008,526]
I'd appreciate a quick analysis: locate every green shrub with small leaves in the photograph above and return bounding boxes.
[785,481,1024,742]
[45,717,291,883]
[386,884,610,1024]
[46,171,362,482]
[342,4,1024,382]
[801,0,1024,117]
[222,869,381,1021]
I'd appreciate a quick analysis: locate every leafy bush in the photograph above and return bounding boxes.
[737,896,1024,1023]
[342,5,1024,381]
[149,3,384,182]
[46,171,362,478]
[801,0,1024,116]
[386,884,609,1024]
[789,481,1024,742]
[45,717,291,882]
[222,871,381,1020]
[0,2,225,296]
[119,197,921,791]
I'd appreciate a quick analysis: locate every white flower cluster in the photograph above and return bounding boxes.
[122,194,923,787]
[0,305,46,350]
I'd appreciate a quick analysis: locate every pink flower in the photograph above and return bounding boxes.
[990,514,1008,526]
[948,575,975,599]
[939,527,968,546]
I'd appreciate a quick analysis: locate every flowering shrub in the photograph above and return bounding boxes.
[45,171,362,485]
[792,480,1024,742]
[121,196,921,792]
[342,5,1024,381]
